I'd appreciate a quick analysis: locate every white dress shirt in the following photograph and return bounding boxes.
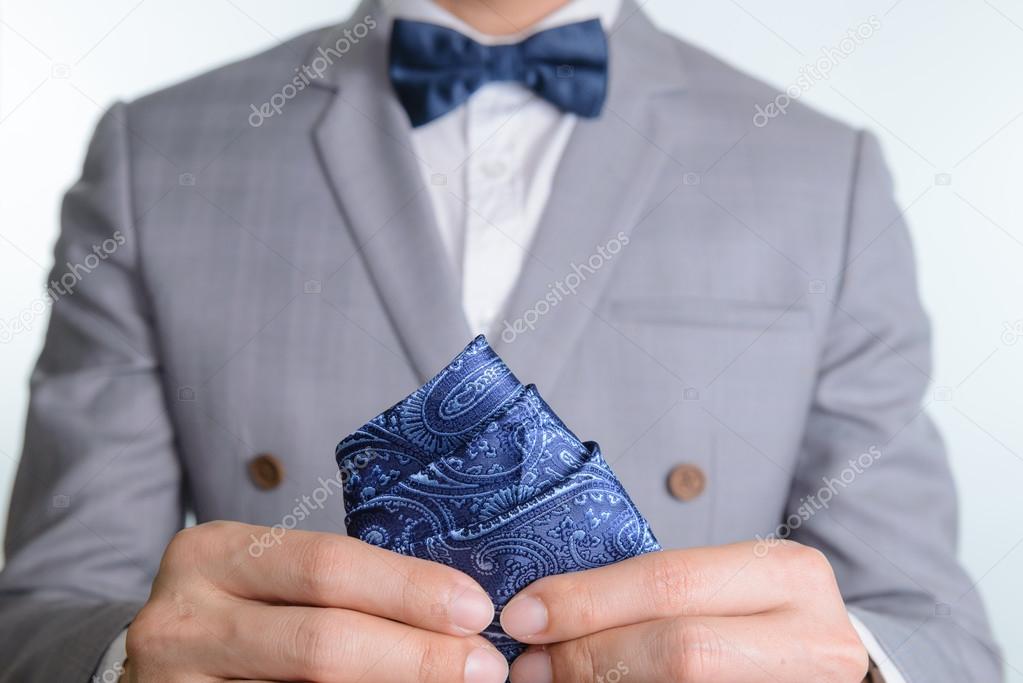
[97,3,906,681]
[386,0,622,336]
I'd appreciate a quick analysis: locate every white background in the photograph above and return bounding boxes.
[1,0,1021,677]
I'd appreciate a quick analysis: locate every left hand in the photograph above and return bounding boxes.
[502,540,869,682]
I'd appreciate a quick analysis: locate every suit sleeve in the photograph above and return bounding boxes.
[786,130,1002,682]
[0,102,183,682]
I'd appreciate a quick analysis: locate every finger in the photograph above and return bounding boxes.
[511,614,823,683]
[501,540,835,643]
[184,522,495,635]
[201,601,508,683]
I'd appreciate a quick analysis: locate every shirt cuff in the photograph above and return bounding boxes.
[93,627,128,682]
[849,611,907,683]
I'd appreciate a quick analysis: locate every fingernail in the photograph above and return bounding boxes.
[510,648,552,683]
[501,595,548,639]
[464,647,509,683]
[450,587,495,634]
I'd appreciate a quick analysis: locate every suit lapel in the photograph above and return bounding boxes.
[309,1,687,386]
[491,6,689,387]
[309,7,471,383]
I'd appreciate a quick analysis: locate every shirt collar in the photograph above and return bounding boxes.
[378,0,621,44]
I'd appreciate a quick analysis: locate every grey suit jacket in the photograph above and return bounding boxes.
[0,2,1001,680]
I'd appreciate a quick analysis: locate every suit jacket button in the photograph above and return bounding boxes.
[667,463,705,501]
[249,453,284,490]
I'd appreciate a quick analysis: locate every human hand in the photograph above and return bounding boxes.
[502,540,868,682]
[124,521,507,682]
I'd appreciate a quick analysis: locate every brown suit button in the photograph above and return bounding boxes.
[249,453,284,490]
[667,463,705,501]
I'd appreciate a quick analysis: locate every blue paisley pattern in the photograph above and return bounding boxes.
[336,336,660,661]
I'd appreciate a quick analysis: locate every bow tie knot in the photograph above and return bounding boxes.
[389,18,609,127]
[484,44,528,81]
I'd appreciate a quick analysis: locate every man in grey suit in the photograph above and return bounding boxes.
[0,0,1001,681]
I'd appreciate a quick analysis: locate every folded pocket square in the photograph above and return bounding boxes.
[336,335,660,660]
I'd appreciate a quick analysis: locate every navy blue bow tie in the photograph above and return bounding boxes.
[388,18,609,128]
[337,336,659,662]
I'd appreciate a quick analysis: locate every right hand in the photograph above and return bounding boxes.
[124,521,508,683]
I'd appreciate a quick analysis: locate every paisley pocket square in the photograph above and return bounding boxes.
[336,335,660,660]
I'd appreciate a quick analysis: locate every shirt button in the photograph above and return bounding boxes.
[667,463,706,502]
[249,453,284,490]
